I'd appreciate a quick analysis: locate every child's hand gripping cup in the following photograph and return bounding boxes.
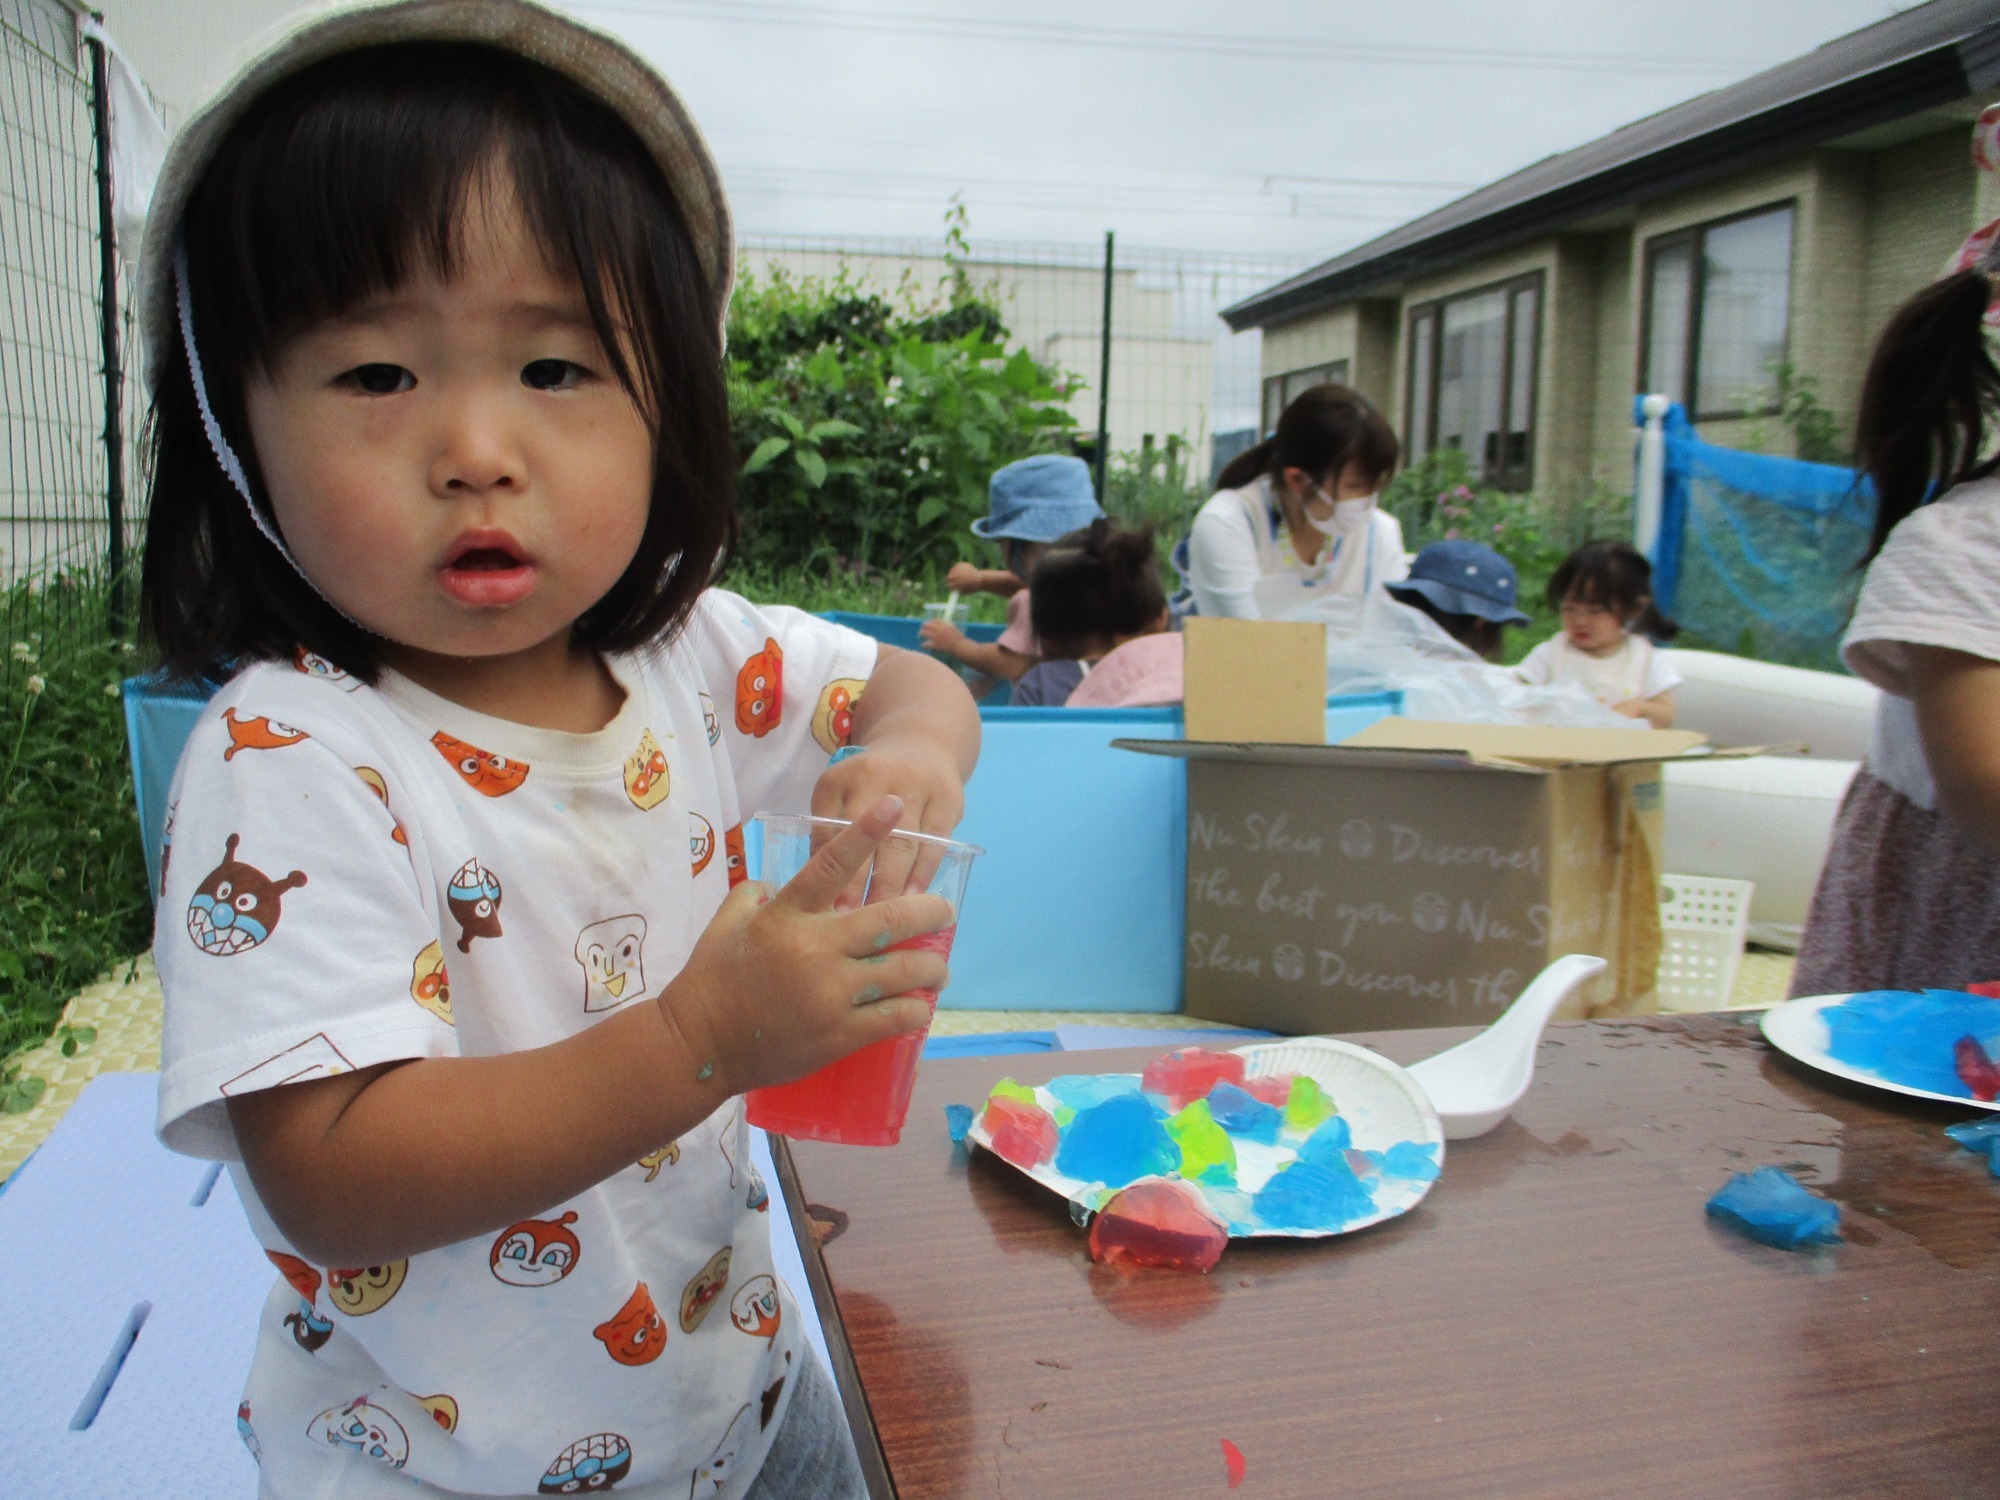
[744,813,982,1146]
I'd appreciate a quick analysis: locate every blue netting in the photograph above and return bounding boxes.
[1643,398,1876,671]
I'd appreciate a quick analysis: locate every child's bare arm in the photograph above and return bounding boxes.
[1613,689,1676,728]
[912,623,1037,683]
[945,563,1022,597]
[1911,644,2000,854]
[228,801,949,1267]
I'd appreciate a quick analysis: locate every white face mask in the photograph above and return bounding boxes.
[1304,487,1376,538]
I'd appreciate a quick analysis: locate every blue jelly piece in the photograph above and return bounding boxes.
[1205,1081,1283,1144]
[1822,989,2000,1099]
[943,1103,974,1144]
[1367,1141,1441,1182]
[1254,1158,1376,1231]
[1054,1092,1179,1188]
[1944,1114,2000,1149]
[1704,1166,1842,1250]
[1294,1116,1354,1167]
[1044,1073,1141,1111]
[1988,1140,2000,1179]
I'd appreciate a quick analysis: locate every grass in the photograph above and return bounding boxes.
[725,558,1009,623]
[0,575,150,1099]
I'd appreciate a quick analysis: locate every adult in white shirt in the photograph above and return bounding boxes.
[1184,383,1408,619]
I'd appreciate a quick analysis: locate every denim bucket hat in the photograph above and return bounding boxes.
[1386,539,1531,625]
[971,454,1105,543]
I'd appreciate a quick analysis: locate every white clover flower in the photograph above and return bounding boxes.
[103,681,119,698]
[24,674,45,695]
[10,642,33,663]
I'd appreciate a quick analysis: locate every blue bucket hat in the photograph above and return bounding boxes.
[1386,539,1531,625]
[971,454,1104,543]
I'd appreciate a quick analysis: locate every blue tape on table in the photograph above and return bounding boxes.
[922,1031,1060,1059]
[0,1075,840,1498]
[1051,1025,1276,1052]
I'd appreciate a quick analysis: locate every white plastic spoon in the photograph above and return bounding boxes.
[1406,953,1608,1139]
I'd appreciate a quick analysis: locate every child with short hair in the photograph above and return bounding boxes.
[917,452,1104,683]
[140,5,977,1495]
[1513,540,1681,726]
[1013,520,1175,707]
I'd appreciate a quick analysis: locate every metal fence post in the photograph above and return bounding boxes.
[1094,229,1113,500]
[84,19,125,631]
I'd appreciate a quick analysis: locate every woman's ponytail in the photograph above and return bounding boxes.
[1855,269,2000,561]
[1215,437,1275,491]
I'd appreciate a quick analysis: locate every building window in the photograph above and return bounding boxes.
[1641,202,1794,419]
[1403,272,1541,490]
[1260,360,1350,436]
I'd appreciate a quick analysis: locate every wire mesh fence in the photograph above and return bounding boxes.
[0,0,135,691]
[740,233,1304,493]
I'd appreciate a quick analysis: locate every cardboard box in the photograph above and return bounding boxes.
[1117,717,1724,1033]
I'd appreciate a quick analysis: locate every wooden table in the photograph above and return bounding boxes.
[772,1014,2000,1498]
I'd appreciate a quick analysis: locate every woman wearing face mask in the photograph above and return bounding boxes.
[1183,383,1406,618]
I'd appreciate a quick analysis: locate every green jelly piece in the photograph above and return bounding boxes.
[1053,1105,1076,1128]
[1167,1098,1237,1182]
[1284,1076,1335,1132]
[1198,1163,1238,1187]
[988,1077,1038,1106]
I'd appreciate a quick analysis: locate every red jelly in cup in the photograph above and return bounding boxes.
[743,815,981,1147]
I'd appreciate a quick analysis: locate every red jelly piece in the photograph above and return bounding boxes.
[1087,1178,1229,1273]
[982,1097,1059,1168]
[1242,1075,1293,1108]
[1139,1048,1248,1111]
[1956,1035,2000,1102]
[1221,1438,1246,1488]
[1969,981,2000,999]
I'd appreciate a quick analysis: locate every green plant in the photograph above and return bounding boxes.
[0,572,151,1066]
[1771,360,1848,466]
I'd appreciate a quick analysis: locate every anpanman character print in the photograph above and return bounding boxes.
[623,728,670,810]
[538,1432,632,1494]
[448,859,503,952]
[678,1247,731,1333]
[306,1396,410,1470]
[699,691,720,746]
[415,1394,459,1434]
[811,678,867,755]
[724,824,747,889]
[409,941,452,1024]
[222,706,309,760]
[690,1405,758,1495]
[268,1250,333,1352]
[734,638,783,737]
[328,1261,407,1316]
[433,730,529,797]
[593,1282,667,1366]
[689,813,716,877]
[639,1141,679,1180]
[293,645,358,690]
[729,1275,780,1342]
[354,766,410,846]
[186,835,306,956]
[490,1211,581,1287]
[574,915,646,1012]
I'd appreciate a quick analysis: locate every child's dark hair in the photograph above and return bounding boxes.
[1546,539,1678,642]
[140,42,736,683]
[1853,268,2000,562]
[1215,382,1399,492]
[1028,519,1166,658]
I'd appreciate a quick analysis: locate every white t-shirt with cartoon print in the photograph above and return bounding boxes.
[154,590,876,1500]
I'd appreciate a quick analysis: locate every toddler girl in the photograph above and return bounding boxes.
[1792,217,2000,994]
[1013,521,1175,707]
[1513,540,1681,726]
[141,5,975,1496]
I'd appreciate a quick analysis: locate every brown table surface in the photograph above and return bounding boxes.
[772,1013,2000,1499]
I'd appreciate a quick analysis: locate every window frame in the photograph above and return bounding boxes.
[1638,200,1796,423]
[1260,359,1350,437]
[1402,269,1544,491]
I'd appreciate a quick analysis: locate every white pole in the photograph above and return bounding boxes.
[1633,393,1670,560]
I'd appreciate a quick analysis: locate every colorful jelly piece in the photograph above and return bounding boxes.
[1205,1081,1282,1145]
[1242,1075,1293,1108]
[1283,1076,1335,1132]
[1221,1438,1247,1488]
[1705,1166,1841,1249]
[1045,1073,1141,1111]
[1295,1115,1353,1166]
[944,1103,974,1143]
[1200,1183,1256,1232]
[1344,1148,1377,1178]
[1944,1113,2000,1149]
[1821,989,2000,1098]
[1367,1141,1441,1182]
[1957,1036,2000,1102]
[1055,1092,1179,1188]
[1140,1047,1246,1111]
[982,1097,1060,1169]
[1167,1099,1237,1184]
[1254,1157,1376,1231]
[1087,1178,1230,1273]
[987,1077,1038,1107]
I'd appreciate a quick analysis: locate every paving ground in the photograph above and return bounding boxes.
[0,947,1799,1183]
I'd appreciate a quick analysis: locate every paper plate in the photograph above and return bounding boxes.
[1761,992,1996,1108]
[965,1037,1445,1240]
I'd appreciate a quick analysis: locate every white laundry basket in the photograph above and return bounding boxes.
[1656,875,1755,1012]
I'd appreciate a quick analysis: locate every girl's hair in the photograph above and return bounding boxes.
[140,42,736,683]
[1547,539,1678,642]
[1028,519,1166,658]
[1215,382,1400,492]
[1853,268,2000,562]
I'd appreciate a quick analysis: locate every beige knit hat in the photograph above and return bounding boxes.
[137,0,734,381]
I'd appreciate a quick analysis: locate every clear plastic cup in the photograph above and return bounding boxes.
[742,813,982,1147]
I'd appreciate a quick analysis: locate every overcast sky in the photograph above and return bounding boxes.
[556,0,1914,264]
